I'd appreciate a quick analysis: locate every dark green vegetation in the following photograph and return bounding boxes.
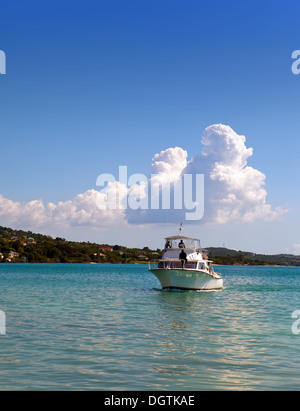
[206,247,300,266]
[0,226,162,264]
[0,226,300,265]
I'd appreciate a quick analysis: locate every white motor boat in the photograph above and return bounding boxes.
[149,230,223,291]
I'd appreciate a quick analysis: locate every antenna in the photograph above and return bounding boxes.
[178,223,183,235]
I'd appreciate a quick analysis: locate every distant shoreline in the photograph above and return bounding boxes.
[0,261,297,267]
[1,225,300,266]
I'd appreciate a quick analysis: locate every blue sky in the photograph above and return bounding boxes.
[1,0,300,253]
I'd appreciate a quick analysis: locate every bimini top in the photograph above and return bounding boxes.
[165,235,199,242]
[164,235,201,252]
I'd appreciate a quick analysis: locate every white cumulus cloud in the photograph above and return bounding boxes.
[151,146,188,178]
[0,190,127,230]
[0,124,287,231]
[190,124,287,224]
[127,124,286,225]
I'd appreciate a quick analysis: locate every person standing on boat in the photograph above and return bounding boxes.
[179,249,187,268]
[165,240,171,249]
[179,240,185,248]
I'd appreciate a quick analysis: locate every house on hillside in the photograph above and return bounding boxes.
[99,247,113,252]
[27,237,36,244]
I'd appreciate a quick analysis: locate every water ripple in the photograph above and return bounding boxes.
[0,264,300,390]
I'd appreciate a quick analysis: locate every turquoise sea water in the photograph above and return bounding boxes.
[1,263,300,391]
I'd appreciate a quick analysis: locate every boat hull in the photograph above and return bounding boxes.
[150,268,223,291]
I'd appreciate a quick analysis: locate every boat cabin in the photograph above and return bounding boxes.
[162,235,209,262]
[164,235,201,251]
[157,259,210,270]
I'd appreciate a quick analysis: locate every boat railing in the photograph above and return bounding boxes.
[148,261,159,270]
[149,260,198,270]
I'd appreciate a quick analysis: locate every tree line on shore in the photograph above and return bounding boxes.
[1,226,300,266]
[0,226,161,264]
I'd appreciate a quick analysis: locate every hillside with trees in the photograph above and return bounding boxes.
[206,247,300,266]
[0,226,162,264]
[0,226,300,265]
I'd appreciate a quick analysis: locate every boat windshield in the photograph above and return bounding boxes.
[164,237,200,251]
